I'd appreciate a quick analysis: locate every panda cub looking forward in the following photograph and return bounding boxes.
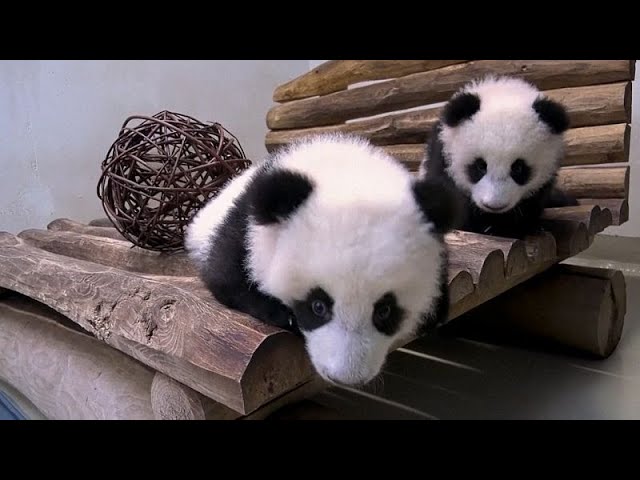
[420,75,577,239]
[185,134,461,387]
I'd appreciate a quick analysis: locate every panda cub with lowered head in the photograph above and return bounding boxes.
[420,75,577,239]
[185,134,461,387]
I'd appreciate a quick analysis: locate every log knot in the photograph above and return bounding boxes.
[90,302,115,341]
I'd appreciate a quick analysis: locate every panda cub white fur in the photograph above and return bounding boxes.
[185,134,460,387]
[420,75,577,239]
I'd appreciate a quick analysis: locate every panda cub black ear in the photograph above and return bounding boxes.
[442,92,481,127]
[533,97,570,134]
[412,177,465,234]
[247,169,314,225]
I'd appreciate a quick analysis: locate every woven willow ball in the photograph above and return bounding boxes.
[97,110,251,252]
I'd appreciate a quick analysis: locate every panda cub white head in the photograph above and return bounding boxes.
[439,75,569,214]
[245,134,459,387]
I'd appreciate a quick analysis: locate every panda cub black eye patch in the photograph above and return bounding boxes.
[292,287,334,332]
[466,157,487,184]
[510,158,531,185]
[372,292,404,336]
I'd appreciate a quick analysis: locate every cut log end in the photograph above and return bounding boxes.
[451,264,627,359]
[88,217,115,228]
[150,373,206,420]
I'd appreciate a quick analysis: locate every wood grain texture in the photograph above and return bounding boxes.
[443,203,613,321]
[542,205,613,239]
[266,82,632,151]
[454,264,626,358]
[88,218,116,228]
[562,123,630,165]
[382,124,630,170]
[556,165,629,199]
[19,228,197,277]
[267,60,635,129]
[150,372,238,420]
[48,218,126,241]
[0,294,240,420]
[274,60,468,102]
[541,205,614,257]
[577,198,628,225]
[0,232,315,415]
[0,295,158,420]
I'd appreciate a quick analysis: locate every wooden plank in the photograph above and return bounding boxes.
[542,205,613,239]
[0,295,238,420]
[88,218,115,228]
[447,231,526,281]
[265,82,632,151]
[563,123,630,166]
[19,228,197,277]
[274,60,468,102]
[577,198,628,225]
[454,265,626,358]
[445,231,556,308]
[266,107,440,152]
[48,218,125,241]
[383,124,631,170]
[447,269,475,305]
[443,204,612,321]
[0,232,315,415]
[267,60,635,130]
[556,165,629,199]
[150,372,238,420]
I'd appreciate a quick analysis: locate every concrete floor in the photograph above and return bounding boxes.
[301,235,640,420]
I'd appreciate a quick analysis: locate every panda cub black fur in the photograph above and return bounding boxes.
[420,75,578,239]
[185,134,461,387]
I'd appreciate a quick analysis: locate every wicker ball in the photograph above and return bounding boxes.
[97,110,251,252]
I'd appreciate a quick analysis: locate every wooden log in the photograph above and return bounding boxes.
[452,264,627,358]
[556,165,629,199]
[383,124,631,170]
[563,123,630,166]
[267,60,635,129]
[48,218,125,241]
[541,205,613,239]
[266,107,440,152]
[442,230,556,318]
[523,232,557,264]
[548,81,632,130]
[88,217,115,228]
[0,232,315,415]
[539,204,614,258]
[265,82,632,151]
[446,232,553,307]
[383,144,425,169]
[447,269,475,305]
[274,60,468,102]
[18,228,197,277]
[577,198,629,225]
[150,372,238,420]
[0,295,239,420]
[447,231,528,279]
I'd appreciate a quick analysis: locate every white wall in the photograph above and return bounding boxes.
[0,60,308,234]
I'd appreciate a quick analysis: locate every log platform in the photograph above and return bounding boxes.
[0,60,634,419]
